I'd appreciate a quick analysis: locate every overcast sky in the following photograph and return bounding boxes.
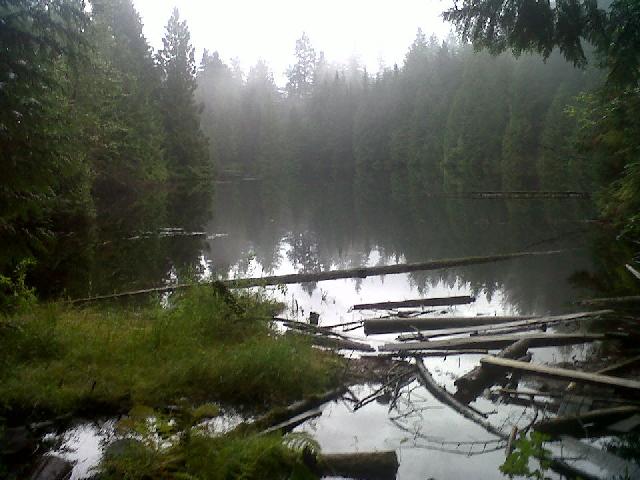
[132,0,454,84]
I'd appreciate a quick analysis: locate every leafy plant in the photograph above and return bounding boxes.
[500,432,552,479]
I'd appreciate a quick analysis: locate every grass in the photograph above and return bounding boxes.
[0,285,344,420]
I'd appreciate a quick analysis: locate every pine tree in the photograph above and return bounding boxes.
[286,33,317,99]
[157,8,210,181]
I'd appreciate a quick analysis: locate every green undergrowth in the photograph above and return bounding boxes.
[0,285,343,420]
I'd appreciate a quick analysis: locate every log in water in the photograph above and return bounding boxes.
[69,249,566,303]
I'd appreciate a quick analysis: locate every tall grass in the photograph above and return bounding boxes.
[0,286,343,420]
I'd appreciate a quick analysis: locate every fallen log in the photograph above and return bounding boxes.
[380,333,606,352]
[534,406,640,438]
[299,333,375,352]
[426,191,590,199]
[414,359,507,439]
[396,310,613,341]
[352,295,474,311]
[260,408,323,435]
[577,295,640,307]
[567,354,640,391]
[69,249,566,303]
[626,264,640,281]
[366,315,534,335]
[273,317,352,341]
[314,451,399,480]
[493,388,640,406]
[241,387,346,434]
[480,356,640,392]
[454,339,531,404]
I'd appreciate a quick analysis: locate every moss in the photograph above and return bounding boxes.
[0,286,343,420]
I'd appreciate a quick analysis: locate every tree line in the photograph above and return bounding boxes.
[1,0,210,305]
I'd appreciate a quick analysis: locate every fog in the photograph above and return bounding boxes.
[132,0,452,83]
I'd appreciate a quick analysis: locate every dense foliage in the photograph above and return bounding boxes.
[0,1,211,311]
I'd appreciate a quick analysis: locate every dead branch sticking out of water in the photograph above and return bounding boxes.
[352,295,474,311]
[454,339,531,404]
[480,356,640,392]
[414,358,508,440]
[69,249,567,303]
[395,310,613,341]
[380,332,606,352]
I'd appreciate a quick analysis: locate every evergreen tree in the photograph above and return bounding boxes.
[157,8,210,181]
[286,32,317,99]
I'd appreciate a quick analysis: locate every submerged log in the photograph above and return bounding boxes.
[352,295,474,311]
[414,359,507,439]
[380,333,605,352]
[69,249,566,303]
[480,356,640,392]
[454,339,531,404]
[366,315,534,335]
[314,451,399,480]
[534,406,640,438]
[396,310,613,341]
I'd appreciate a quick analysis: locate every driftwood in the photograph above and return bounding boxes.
[314,451,399,480]
[493,388,640,406]
[454,339,531,404]
[414,359,508,440]
[69,249,566,303]
[534,406,640,438]
[480,356,640,392]
[260,409,323,435]
[274,317,352,340]
[352,295,474,311]
[366,315,534,335]
[380,332,606,352]
[578,295,640,307]
[396,310,613,341]
[567,354,640,391]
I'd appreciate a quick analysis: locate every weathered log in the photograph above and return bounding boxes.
[260,408,323,435]
[494,388,640,406]
[567,354,640,391]
[274,317,352,340]
[414,359,508,440]
[69,249,566,303]
[315,451,399,480]
[396,310,613,341]
[380,333,606,352]
[480,356,640,392]
[534,406,640,438]
[366,315,534,335]
[506,426,518,458]
[578,295,640,307]
[352,295,474,311]
[454,339,531,404]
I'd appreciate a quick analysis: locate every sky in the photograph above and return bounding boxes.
[132,0,454,84]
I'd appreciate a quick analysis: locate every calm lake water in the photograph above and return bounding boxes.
[46,179,639,479]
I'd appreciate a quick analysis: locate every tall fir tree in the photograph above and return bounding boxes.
[157,8,211,181]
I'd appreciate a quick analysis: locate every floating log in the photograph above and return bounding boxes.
[425,191,590,199]
[493,388,640,406]
[314,451,399,480]
[380,333,606,352]
[454,339,531,404]
[567,354,640,391]
[480,357,640,392]
[396,310,613,341]
[534,406,640,438]
[577,295,640,307]
[366,315,534,335]
[69,249,566,303]
[352,295,474,311]
[414,359,507,439]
